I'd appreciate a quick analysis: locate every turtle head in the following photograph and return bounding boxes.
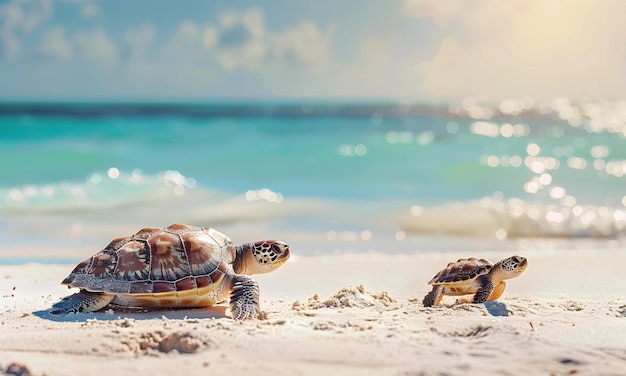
[496,255,528,279]
[234,240,290,275]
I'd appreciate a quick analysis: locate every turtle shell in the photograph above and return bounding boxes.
[427,257,493,286]
[61,224,236,302]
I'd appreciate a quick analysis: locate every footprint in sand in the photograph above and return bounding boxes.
[114,331,214,355]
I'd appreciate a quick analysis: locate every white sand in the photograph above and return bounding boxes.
[1,249,625,375]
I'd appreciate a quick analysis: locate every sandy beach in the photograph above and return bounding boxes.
[1,247,625,376]
[5,0,626,374]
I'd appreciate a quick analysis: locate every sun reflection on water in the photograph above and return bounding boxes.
[245,188,283,203]
[401,97,626,239]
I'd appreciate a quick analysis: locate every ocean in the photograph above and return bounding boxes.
[1,100,625,262]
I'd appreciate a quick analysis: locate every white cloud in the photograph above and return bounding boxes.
[74,28,117,61]
[403,0,464,27]
[121,23,158,79]
[202,25,218,47]
[81,3,99,18]
[167,8,334,75]
[216,8,264,47]
[173,21,201,46]
[158,22,214,84]
[272,21,334,71]
[359,37,391,68]
[58,0,100,18]
[124,23,155,58]
[407,0,626,101]
[39,26,73,59]
[210,8,266,70]
[0,0,53,58]
[37,25,121,62]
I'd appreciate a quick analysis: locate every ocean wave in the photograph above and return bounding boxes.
[0,169,334,246]
[2,169,625,242]
[0,169,201,214]
[400,197,626,239]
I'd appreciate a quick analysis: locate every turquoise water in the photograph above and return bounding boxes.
[1,101,626,260]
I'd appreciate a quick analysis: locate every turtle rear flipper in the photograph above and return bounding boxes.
[423,285,444,307]
[50,290,114,315]
[229,275,260,320]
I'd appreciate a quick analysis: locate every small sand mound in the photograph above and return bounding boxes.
[369,290,397,307]
[561,300,585,312]
[119,331,212,354]
[293,285,397,310]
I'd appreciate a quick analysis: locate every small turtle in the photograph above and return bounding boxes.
[50,224,290,320]
[422,255,527,307]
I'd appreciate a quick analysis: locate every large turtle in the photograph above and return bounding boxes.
[50,224,290,320]
[422,255,527,307]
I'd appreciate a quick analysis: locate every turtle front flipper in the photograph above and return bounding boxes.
[488,281,506,301]
[472,281,494,304]
[50,290,114,315]
[229,274,260,320]
[423,285,444,307]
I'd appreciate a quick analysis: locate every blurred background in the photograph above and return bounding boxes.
[1,0,626,261]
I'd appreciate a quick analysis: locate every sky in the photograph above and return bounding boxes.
[1,0,626,102]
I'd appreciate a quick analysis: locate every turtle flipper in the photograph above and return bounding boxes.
[488,281,506,301]
[472,281,494,304]
[229,275,260,320]
[423,285,444,307]
[50,290,114,315]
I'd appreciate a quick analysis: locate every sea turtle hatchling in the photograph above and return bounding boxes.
[50,224,290,320]
[422,255,527,307]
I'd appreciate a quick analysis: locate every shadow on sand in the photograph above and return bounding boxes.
[484,301,510,317]
[33,305,229,323]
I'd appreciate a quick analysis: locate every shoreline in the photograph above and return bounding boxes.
[1,249,625,375]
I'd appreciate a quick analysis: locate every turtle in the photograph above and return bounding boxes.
[422,255,527,307]
[50,224,290,320]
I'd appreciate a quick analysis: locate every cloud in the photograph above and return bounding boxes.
[173,21,201,46]
[124,23,155,59]
[38,26,73,59]
[154,14,263,90]
[35,26,119,63]
[57,0,100,18]
[154,21,213,85]
[0,0,53,58]
[215,9,263,48]
[208,8,266,70]
[406,0,626,101]
[80,2,99,18]
[272,21,334,71]
[121,23,156,78]
[403,0,464,27]
[168,8,333,73]
[74,28,117,61]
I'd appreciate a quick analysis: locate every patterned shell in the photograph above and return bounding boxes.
[61,224,236,295]
[427,258,493,286]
